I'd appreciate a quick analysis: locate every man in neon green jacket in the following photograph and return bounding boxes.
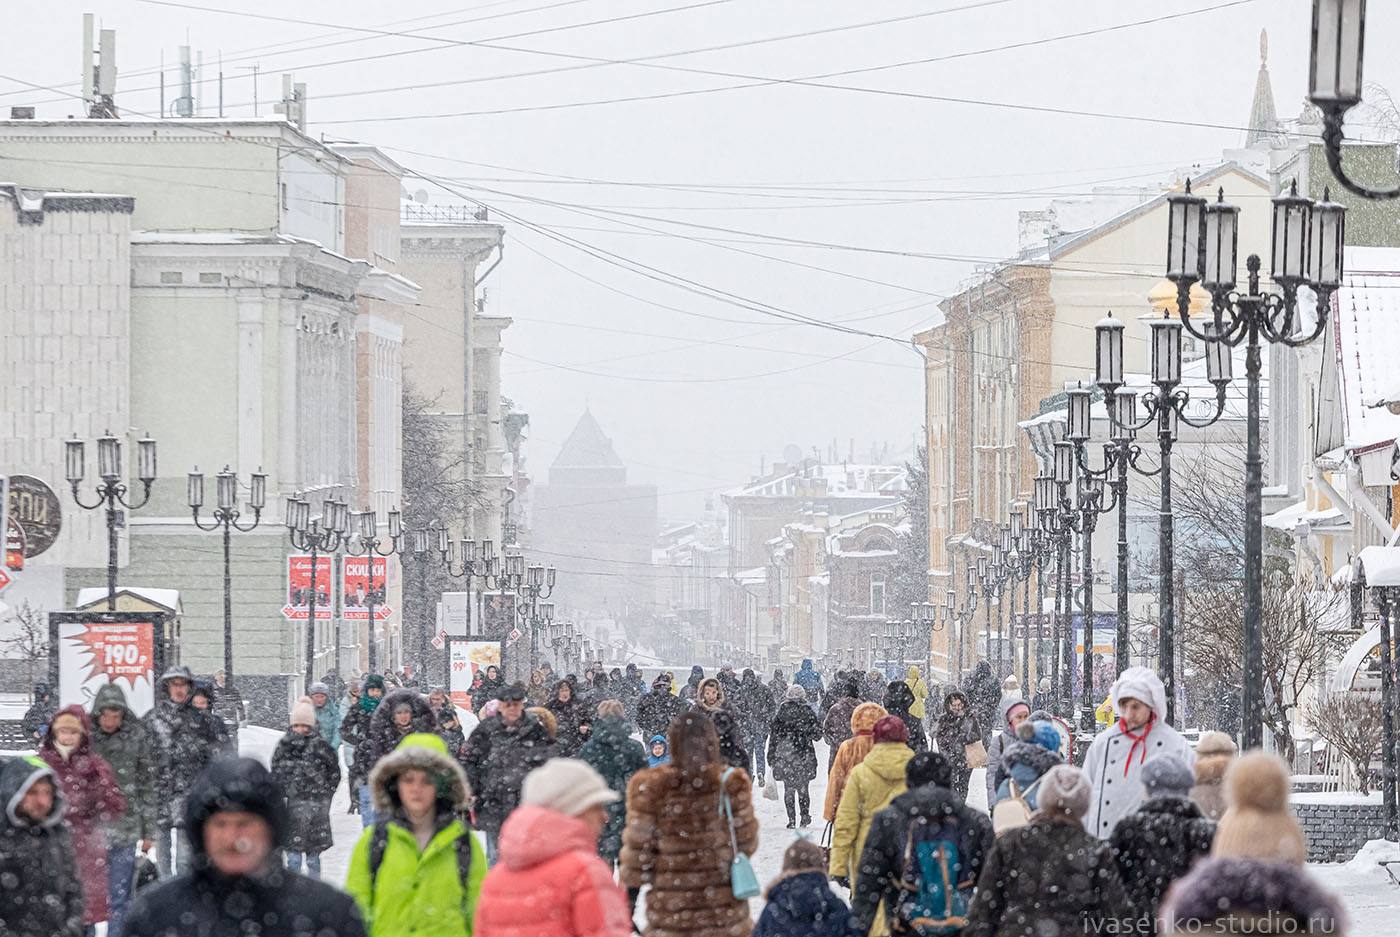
[346,732,487,936]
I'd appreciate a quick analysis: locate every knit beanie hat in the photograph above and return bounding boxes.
[906,751,953,790]
[786,684,807,701]
[1212,751,1307,865]
[782,838,826,873]
[1196,730,1238,758]
[1037,765,1091,819]
[1003,700,1031,728]
[308,682,330,697]
[364,674,386,692]
[290,697,317,728]
[522,758,620,817]
[1015,719,1062,753]
[872,714,909,745]
[1141,754,1195,797]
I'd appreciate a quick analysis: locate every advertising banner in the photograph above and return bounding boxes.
[52,613,156,715]
[343,556,390,621]
[448,637,503,711]
[282,554,333,620]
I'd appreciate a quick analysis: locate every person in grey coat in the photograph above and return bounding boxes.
[984,696,1031,807]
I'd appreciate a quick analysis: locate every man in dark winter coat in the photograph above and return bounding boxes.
[618,663,647,720]
[882,680,930,752]
[460,682,551,861]
[767,686,822,828]
[679,664,705,701]
[850,751,993,937]
[144,664,224,875]
[339,673,385,826]
[578,700,648,865]
[793,658,824,711]
[0,755,85,937]
[821,679,862,772]
[768,668,787,704]
[90,682,157,935]
[636,674,687,740]
[961,660,1002,748]
[737,668,777,783]
[20,682,56,745]
[123,756,367,937]
[1109,754,1215,928]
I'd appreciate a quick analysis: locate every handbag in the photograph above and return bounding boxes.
[964,739,987,770]
[762,776,779,801]
[820,821,834,874]
[719,767,760,899]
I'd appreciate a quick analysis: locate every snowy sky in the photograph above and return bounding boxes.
[3,0,1395,520]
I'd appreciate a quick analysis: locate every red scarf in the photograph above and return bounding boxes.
[1118,714,1156,776]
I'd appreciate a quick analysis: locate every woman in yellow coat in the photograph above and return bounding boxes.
[905,666,929,722]
[828,717,916,934]
[821,702,886,823]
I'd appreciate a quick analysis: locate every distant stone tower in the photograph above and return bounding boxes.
[530,410,658,638]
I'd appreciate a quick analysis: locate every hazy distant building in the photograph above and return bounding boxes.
[531,410,657,634]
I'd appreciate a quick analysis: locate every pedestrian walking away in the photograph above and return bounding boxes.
[1082,666,1195,838]
[766,684,822,828]
[620,711,759,936]
[123,756,367,937]
[347,733,486,937]
[272,697,343,879]
[849,751,994,937]
[40,705,128,931]
[578,699,648,866]
[1188,730,1237,822]
[1109,754,1215,929]
[961,661,1001,749]
[823,701,887,823]
[820,679,862,774]
[0,755,86,937]
[20,682,56,746]
[905,665,930,723]
[793,659,824,711]
[963,765,1135,937]
[753,839,852,937]
[737,668,777,784]
[1159,752,1345,936]
[882,679,930,752]
[89,683,157,937]
[474,759,633,937]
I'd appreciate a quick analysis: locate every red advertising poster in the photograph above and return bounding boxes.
[282,554,333,620]
[343,556,391,621]
[56,617,156,715]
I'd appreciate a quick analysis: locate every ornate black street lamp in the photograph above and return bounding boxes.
[285,493,349,689]
[347,507,404,674]
[517,563,558,670]
[1309,1,1400,200]
[66,431,157,609]
[1145,178,1345,742]
[189,465,265,697]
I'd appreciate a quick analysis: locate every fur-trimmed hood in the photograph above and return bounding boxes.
[849,701,886,734]
[1194,751,1233,786]
[1160,857,1346,934]
[368,731,471,814]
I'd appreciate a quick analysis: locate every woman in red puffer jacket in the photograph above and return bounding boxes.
[39,705,127,929]
[474,758,633,937]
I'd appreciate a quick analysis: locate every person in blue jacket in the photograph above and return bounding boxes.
[792,660,824,712]
[647,734,670,768]
[753,838,851,937]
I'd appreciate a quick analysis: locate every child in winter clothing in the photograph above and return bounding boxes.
[1159,753,1346,935]
[753,839,852,937]
[1109,754,1215,929]
[990,719,1064,809]
[271,697,342,879]
[647,734,670,768]
[474,759,633,937]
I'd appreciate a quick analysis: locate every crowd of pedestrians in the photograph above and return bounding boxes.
[0,656,1350,936]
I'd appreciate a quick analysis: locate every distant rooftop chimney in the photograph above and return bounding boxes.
[9,107,35,120]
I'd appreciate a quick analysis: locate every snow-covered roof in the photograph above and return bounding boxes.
[1263,499,1345,533]
[75,587,181,612]
[724,462,907,499]
[1359,545,1400,587]
[1334,248,1400,455]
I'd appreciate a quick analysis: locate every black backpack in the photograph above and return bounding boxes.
[366,819,475,908]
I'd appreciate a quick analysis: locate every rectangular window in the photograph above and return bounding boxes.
[159,271,182,285]
[870,580,886,615]
[198,272,221,285]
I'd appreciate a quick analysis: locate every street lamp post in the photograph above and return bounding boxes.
[65,432,158,610]
[285,493,349,689]
[1097,291,1233,725]
[189,465,265,696]
[517,563,558,670]
[1308,1,1400,201]
[347,507,404,674]
[1145,178,1344,741]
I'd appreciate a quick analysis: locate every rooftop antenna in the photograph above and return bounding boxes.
[82,13,119,118]
[274,73,307,132]
[174,45,193,117]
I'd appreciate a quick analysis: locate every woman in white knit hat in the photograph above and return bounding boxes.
[270,696,341,878]
[965,765,1134,937]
